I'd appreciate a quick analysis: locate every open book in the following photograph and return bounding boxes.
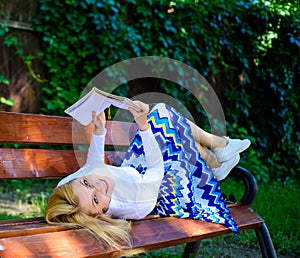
[65,87,142,125]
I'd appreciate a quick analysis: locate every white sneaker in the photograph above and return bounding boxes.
[212,154,240,181]
[214,137,251,162]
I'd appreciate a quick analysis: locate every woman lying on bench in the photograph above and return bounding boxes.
[45,101,250,249]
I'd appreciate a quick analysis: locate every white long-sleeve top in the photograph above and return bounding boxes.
[57,127,164,219]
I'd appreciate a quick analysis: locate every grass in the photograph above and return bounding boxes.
[0,179,299,257]
[252,181,300,255]
[0,178,58,219]
[0,214,23,220]
[220,178,300,256]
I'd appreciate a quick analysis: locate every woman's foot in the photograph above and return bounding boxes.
[212,154,240,181]
[214,137,251,162]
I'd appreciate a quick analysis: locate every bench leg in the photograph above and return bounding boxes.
[182,241,201,258]
[255,223,277,258]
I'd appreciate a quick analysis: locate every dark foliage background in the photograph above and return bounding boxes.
[1,0,299,183]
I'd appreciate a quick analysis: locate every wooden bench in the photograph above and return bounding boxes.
[0,111,277,257]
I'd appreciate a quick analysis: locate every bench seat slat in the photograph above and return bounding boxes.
[0,217,70,238]
[0,206,263,258]
[0,215,158,238]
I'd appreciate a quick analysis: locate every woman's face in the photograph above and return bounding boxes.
[71,175,115,216]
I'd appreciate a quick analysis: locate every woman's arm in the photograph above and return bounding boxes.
[128,101,149,132]
[129,101,164,183]
[139,128,165,183]
[57,112,106,186]
[85,111,107,165]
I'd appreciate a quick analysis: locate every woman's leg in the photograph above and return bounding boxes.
[187,119,227,149]
[187,118,251,181]
[195,141,221,169]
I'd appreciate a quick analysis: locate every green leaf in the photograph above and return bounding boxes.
[0,75,9,84]
[0,97,15,106]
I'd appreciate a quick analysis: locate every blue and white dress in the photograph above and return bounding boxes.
[121,103,238,234]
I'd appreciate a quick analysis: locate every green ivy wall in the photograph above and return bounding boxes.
[31,0,299,183]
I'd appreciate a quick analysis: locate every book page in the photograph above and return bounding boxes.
[65,87,142,125]
[93,88,142,112]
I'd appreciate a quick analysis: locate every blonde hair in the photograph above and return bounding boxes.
[45,183,132,249]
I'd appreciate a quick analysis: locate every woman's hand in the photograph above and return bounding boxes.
[92,111,106,135]
[129,101,149,131]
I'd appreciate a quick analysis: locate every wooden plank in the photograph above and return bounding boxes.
[0,149,83,178]
[0,112,137,145]
[0,18,34,31]
[0,218,71,238]
[0,215,158,239]
[0,0,41,113]
[0,229,107,258]
[0,149,125,179]
[0,206,263,258]
[0,112,81,144]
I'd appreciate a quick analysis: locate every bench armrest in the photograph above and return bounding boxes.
[227,166,258,205]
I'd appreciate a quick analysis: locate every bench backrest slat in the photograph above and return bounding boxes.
[0,149,125,179]
[0,112,137,145]
[0,149,83,178]
[0,112,137,179]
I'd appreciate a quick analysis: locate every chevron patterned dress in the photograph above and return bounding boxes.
[121,103,238,234]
